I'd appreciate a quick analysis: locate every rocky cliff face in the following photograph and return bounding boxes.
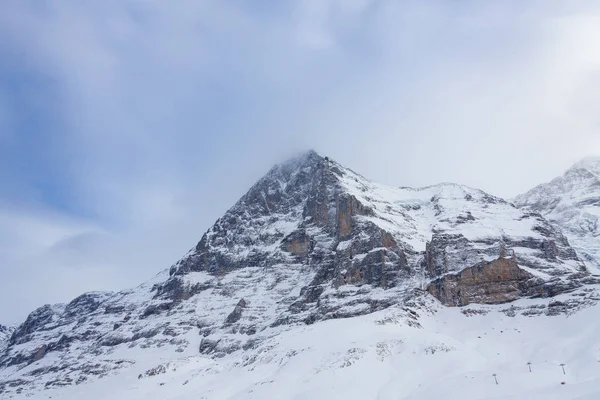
[0,151,598,397]
[428,256,534,306]
[514,157,600,275]
[0,325,12,353]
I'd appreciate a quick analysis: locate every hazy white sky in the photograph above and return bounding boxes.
[0,0,599,323]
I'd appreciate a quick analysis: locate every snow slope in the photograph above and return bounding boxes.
[15,290,600,400]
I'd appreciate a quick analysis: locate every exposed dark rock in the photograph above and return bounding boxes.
[104,305,125,314]
[64,292,110,319]
[225,299,247,324]
[427,257,535,306]
[154,277,210,302]
[140,364,167,378]
[199,338,221,355]
[141,302,175,319]
[9,304,63,346]
[456,211,476,224]
[281,229,313,259]
[31,345,47,362]
[335,194,374,239]
[424,233,505,281]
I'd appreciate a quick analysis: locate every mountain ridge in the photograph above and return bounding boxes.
[1,151,599,398]
[514,156,600,275]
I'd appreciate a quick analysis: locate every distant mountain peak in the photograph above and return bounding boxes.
[268,149,324,173]
[278,148,320,163]
[569,156,600,176]
[515,157,600,274]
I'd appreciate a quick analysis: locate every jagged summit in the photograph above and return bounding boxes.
[272,148,322,167]
[515,157,600,274]
[569,156,600,176]
[255,149,322,186]
[514,158,600,211]
[162,151,588,308]
[1,153,599,397]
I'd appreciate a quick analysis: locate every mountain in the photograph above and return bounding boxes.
[514,157,600,275]
[1,151,599,399]
[171,150,589,308]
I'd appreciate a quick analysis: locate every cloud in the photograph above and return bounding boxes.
[0,0,599,323]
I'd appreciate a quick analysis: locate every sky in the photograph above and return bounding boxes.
[1,0,600,324]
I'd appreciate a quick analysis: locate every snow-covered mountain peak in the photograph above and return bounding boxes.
[1,153,599,398]
[514,158,600,210]
[515,158,600,275]
[569,156,600,177]
[260,149,322,181]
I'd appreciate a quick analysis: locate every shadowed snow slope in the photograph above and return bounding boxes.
[1,151,599,399]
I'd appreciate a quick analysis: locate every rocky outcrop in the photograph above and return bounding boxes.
[281,229,313,258]
[225,299,247,324]
[427,257,534,306]
[424,234,480,277]
[31,345,47,363]
[153,275,210,302]
[335,194,374,239]
[9,304,65,346]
